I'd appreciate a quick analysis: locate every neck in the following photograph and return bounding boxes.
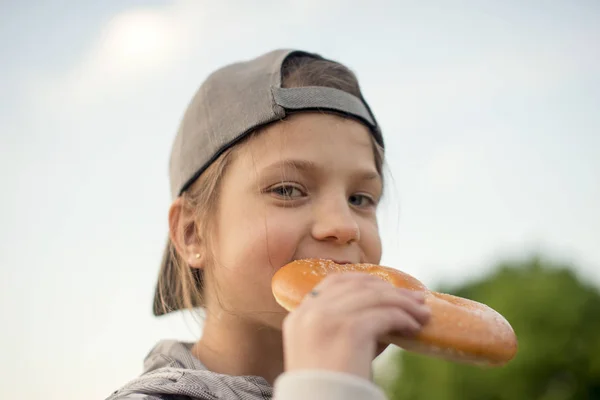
[191,308,285,385]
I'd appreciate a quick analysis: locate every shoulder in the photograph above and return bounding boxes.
[107,389,199,400]
[108,395,192,400]
[106,366,270,400]
[105,368,214,400]
[106,387,191,400]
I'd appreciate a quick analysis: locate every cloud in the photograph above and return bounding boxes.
[27,4,190,108]
[23,0,350,115]
[22,0,600,130]
[76,9,185,79]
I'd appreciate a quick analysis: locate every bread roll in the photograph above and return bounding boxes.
[271,259,518,366]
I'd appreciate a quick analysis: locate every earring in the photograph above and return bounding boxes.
[194,253,200,259]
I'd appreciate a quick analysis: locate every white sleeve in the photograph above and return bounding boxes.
[273,370,387,400]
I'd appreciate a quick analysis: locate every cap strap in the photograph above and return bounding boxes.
[272,86,377,128]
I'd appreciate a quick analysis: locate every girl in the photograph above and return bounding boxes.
[108,49,431,400]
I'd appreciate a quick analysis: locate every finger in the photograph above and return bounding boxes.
[313,273,426,305]
[306,279,431,324]
[400,288,427,303]
[312,272,387,294]
[357,307,424,340]
[336,288,430,322]
[309,272,405,302]
[297,273,385,308]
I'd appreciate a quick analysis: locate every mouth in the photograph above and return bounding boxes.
[330,259,353,265]
[300,257,354,265]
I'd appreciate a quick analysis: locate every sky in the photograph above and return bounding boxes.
[1,1,599,399]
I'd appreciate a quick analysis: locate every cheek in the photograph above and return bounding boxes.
[361,218,383,263]
[262,212,304,266]
[210,206,305,313]
[213,204,304,277]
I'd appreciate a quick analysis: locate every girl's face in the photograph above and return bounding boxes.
[206,112,383,327]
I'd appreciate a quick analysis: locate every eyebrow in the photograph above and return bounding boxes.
[261,159,381,181]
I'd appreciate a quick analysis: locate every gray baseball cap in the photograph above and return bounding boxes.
[153,49,384,316]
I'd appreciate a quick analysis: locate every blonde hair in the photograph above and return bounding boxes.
[155,55,385,315]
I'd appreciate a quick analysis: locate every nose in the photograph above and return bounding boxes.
[311,199,360,245]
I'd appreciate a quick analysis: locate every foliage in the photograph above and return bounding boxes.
[379,256,600,400]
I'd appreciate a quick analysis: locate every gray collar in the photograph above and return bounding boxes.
[108,340,273,400]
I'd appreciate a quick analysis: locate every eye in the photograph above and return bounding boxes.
[269,184,305,199]
[349,194,375,207]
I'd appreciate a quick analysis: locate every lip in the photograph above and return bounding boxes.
[307,258,354,265]
[293,256,359,265]
[330,259,353,265]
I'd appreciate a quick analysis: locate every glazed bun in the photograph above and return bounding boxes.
[272,259,518,366]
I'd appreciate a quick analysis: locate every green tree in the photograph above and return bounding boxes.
[379,256,600,400]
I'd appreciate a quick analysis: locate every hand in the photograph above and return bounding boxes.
[281,272,431,380]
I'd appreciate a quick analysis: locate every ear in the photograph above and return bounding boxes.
[168,197,205,269]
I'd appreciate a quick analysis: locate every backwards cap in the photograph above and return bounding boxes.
[154,49,384,315]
